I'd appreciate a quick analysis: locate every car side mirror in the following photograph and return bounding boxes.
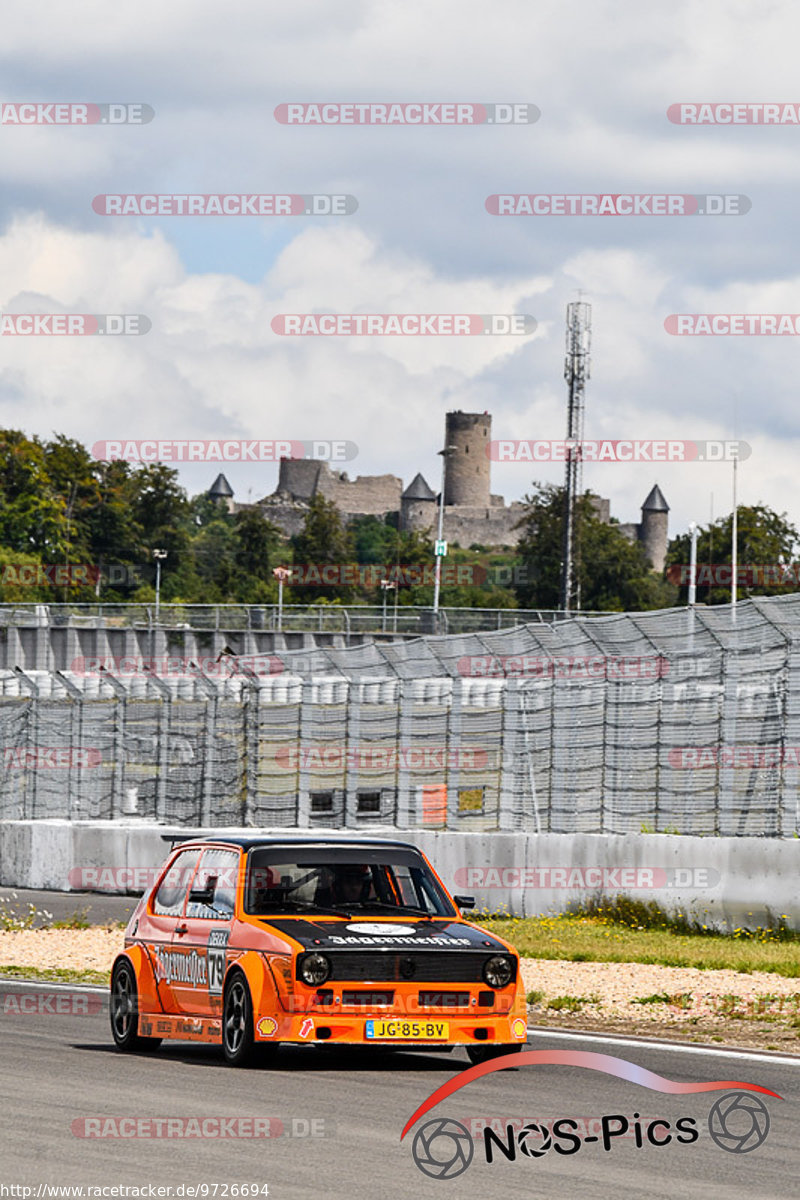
[189,875,217,906]
[453,894,476,909]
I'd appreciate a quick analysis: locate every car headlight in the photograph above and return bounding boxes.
[482,955,514,988]
[298,953,331,986]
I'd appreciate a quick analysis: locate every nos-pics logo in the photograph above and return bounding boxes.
[402,1051,779,1178]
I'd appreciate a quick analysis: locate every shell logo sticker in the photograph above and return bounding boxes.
[512,1018,527,1039]
[257,1017,278,1038]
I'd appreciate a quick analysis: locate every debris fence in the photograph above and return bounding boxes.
[1,595,799,835]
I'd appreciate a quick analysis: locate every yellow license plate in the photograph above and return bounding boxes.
[365,1019,449,1041]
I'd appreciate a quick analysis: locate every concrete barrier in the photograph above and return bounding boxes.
[1,819,798,933]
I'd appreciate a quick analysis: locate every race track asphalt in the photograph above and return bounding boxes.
[0,981,797,1200]
[0,887,139,927]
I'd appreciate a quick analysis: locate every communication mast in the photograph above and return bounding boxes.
[559,300,592,612]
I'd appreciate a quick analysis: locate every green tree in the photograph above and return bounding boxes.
[125,464,196,600]
[291,495,355,602]
[229,508,283,602]
[666,504,800,603]
[514,482,676,612]
[0,431,71,558]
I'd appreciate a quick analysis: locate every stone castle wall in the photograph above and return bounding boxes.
[319,472,403,515]
[441,504,526,548]
[276,459,402,516]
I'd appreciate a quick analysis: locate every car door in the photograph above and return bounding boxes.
[146,847,202,1014]
[170,846,240,1017]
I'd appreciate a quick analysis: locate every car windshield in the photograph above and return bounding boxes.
[243,845,456,918]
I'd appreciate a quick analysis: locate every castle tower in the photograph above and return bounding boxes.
[639,484,669,572]
[400,473,437,532]
[443,411,491,507]
[208,473,235,514]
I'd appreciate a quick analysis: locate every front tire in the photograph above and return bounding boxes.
[110,959,162,1053]
[222,972,257,1066]
[466,1043,523,1066]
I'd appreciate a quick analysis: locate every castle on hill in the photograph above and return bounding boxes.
[208,411,669,570]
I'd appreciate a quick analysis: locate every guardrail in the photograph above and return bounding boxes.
[0,603,612,636]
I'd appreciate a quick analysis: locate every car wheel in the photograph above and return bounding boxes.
[110,959,162,1053]
[466,1043,523,1066]
[222,972,258,1066]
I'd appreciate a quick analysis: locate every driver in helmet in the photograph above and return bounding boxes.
[331,863,374,906]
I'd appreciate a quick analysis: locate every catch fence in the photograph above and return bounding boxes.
[1,595,799,835]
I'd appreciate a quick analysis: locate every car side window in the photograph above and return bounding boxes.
[152,849,201,916]
[186,848,240,920]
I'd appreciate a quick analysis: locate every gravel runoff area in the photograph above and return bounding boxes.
[2,930,799,1052]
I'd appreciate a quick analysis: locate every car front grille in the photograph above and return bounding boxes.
[325,951,512,984]
[417,991,470,1007]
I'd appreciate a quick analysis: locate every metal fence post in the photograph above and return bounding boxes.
[13,668,39,819]
[396,680,413,826]
[343,678,359,829]
[56,670,85,821]
[142,666,174,824]
[98,666,129,821]
[188,663,219,828]
[446,678,460,830]
[497,678,522,832]
[296,679,315,827]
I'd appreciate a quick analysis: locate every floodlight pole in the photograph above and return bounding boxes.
[432,446,457,629]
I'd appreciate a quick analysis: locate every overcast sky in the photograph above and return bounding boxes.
[1,0,798,541]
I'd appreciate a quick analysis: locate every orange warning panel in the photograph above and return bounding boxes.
[421,784,447,824]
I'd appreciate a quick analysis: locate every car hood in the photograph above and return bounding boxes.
[259,916,510,952]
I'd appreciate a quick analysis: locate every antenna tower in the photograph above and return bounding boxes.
[559,300,592,612]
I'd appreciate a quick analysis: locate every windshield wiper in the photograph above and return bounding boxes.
[346,900,433,918]
[259,899,352,919]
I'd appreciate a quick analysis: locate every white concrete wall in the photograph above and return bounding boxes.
[1,820,798,933]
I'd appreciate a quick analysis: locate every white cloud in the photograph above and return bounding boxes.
[2,0,800,549]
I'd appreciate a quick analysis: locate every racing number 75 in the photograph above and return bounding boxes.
[207,930,230,996]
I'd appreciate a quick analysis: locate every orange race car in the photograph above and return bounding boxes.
[110,835,528,1066]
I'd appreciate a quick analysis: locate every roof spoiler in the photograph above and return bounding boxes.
[160,833,198,848]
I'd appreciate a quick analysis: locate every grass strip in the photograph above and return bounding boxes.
[482,910,800,977]
[0,966,109,986]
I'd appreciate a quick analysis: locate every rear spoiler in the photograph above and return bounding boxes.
[160,833,197,848]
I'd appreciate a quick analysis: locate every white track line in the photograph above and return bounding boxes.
[0,978,106,994]
[528,1026,800,1068]
[2,980,799,1066]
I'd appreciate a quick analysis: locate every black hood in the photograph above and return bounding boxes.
[261,917,509,953]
